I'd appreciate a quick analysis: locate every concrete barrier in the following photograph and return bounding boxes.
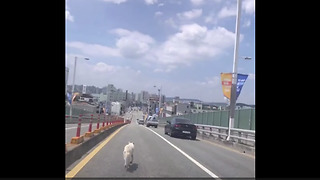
[65,123,127,170]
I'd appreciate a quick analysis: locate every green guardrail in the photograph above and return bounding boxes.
[159,108,255,130]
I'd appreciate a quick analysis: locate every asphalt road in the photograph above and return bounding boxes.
[66,111,255,178]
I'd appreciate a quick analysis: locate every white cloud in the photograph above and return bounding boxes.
[243,0,255,14]
[153,23,238,67]
[67,61,148,93]
[155,11,163,16]
[158,3,164,7]
[218,5,237,19]
[153,65,177,73]
[218,0,254,19]
[190,0,204,6]
[144,0,157,5]
[93,62,119,73]
[177,9,202,20]
[67,24,243,73]
[204,13,218,24]
[112,28,155,59]
[67,41,120,58]
[65,3,73,22]
[66,10,74,22]
[197,76,220,87]
[164,18,178,29]
[102,0,127,4]
[243,19,251,27]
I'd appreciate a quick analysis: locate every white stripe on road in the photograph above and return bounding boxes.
[144,127,220,179]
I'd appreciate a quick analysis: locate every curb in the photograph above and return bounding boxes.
[70,136,84,144]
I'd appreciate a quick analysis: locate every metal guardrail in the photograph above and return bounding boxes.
[195,124,255,146]
[158,118,255,146]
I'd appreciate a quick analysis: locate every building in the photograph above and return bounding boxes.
[82,85,87,94]
[176,103,192,115]
[164,102,191,116]
[141,91,149,104]
[191,102,227,113]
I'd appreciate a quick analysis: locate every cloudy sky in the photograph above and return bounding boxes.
[66,0,255,104]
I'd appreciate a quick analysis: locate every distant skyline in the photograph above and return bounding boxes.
[66,0,255,104]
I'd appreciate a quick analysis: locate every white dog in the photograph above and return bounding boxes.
[123,142,134,169]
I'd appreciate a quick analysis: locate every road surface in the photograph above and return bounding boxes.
[66,110,255,178]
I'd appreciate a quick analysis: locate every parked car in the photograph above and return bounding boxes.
[137,118,144,125]
[164,117,197,140]
[146,115,159,128]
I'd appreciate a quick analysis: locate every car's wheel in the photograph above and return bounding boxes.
[155,125,157,128]
[164,130,167,135]
[191,135,196,140]
[170,130,174,137]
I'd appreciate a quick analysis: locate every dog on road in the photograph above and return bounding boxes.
[123,142,134,169]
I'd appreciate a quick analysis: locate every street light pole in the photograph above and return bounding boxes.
[69,56,90,116]
[159,85,162,117]
[227,0,242,141]
[154,85,162,116]
[70,56,78,117]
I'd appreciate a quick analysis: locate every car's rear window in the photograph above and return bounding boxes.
[175,118,191,124]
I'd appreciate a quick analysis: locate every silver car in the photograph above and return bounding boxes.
[146,115,159,128]
[137,118,144,125]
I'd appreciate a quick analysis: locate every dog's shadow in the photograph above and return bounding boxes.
[126,163,138,172]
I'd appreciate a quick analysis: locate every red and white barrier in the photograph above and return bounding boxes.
[76,115,82,137]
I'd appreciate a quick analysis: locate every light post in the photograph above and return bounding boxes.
[154,85,162,116]
[226,0,242,141]
[227,55,252,141]
[70,56,90,116]
[65,67,69,97]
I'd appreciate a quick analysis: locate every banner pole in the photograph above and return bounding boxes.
[227,0,242,141]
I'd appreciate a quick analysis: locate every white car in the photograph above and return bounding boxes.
[146,115,159,128]
[137,118,144,125]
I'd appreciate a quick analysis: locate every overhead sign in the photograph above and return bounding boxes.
[221,73,248,100]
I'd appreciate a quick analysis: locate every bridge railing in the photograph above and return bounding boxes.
[195,124,255,147]
[159,108,255,130]
[158,116,255,147]
[65,114,127,144]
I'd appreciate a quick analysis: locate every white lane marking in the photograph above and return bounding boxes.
[144,127,220,179]
[66,125,89,130]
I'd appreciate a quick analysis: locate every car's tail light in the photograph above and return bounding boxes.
[175,124,181,127]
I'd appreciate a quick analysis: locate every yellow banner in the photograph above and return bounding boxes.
[221,73,232,100]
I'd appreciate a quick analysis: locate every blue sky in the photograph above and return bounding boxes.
[66,0,255,104]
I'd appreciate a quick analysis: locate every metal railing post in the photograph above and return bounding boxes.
[88,114,93,132]
[76,115,82,137]
[97,114,100,129]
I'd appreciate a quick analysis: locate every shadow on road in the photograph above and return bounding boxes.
[126,163,138,173]
[169,135,200,141]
